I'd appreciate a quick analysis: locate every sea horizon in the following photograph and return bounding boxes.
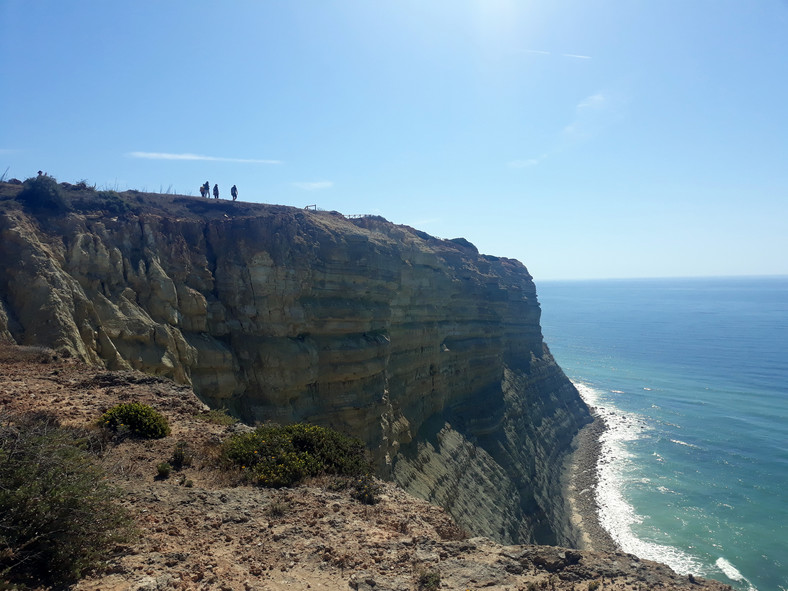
[538,276,788,591]
[538,273,788,283]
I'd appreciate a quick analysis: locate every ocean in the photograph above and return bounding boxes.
[537,276,788,591]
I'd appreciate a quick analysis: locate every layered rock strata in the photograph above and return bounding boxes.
[0,184,591,545]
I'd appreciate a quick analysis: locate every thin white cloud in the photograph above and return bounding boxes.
[577,93,606,109]
[127,152,282,165]
[293,181,333,191]
[563,91,617,140]
[510,90,619,169]
[563,53,592,60]
[508,158,540,169]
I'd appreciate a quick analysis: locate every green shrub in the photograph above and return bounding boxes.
[99,402,170,439]
[196,408,237,426]
[222,423,370,488]
[17,175,71,214]
[351,473,381,505]
[0,413,134,586]
[156,461,172,479]
[170,440,193,469]
[266,501,289,518]
[416,568,441,591]
[73,190,135,216]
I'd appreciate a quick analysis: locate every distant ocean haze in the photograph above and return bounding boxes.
[538,276,788,591]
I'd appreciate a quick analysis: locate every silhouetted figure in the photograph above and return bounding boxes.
[231,185,238,201]
[213,184,219,199]
[37,170,43,176]
[200,182,209,198]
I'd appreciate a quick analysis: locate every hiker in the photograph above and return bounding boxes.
[199,182,207,198]
[213,184,219,199]
[231,185,238,201]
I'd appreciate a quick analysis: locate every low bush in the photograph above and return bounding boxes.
[266,501,289,518]
[170,440,193,469]
[222,423,370,488]
[351,473,381,505]
[16,175,71,214]
[156,461,172,479]
[72,190,135,216]
[99,402,170,439]
[196,408,237,426]
[416,568,441,591]
[0,413,134,586]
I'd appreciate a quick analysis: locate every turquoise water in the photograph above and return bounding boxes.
[537,277,788,591]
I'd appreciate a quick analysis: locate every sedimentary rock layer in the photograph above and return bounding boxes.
[0,185,591,545]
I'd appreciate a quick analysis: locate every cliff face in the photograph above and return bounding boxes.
[1,350,731,591]
[0,183,591,545]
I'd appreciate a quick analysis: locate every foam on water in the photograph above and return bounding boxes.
[574,382,707,577]
[538,278,788,591]
[670,439,701,449]
[715,558,757,591]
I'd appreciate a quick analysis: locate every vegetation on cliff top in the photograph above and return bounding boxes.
[0,400,375,588]
[0,412,135,587]
[99,402,171,439]
[222,423,372,489]
[12,174,139,217]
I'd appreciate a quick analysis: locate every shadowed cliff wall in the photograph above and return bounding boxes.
[0,184,591,545]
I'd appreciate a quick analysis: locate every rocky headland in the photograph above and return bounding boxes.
[0,179,590,546]
[0,179,732,589]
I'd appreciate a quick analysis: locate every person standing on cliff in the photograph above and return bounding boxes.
[213,184,219,199]
[231,185,238,201]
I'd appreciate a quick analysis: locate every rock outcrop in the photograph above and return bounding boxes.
[0,182,591,545]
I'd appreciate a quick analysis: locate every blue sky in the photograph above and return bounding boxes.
[2,1,788,280]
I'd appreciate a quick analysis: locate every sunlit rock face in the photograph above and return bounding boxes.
[0,188,590,546]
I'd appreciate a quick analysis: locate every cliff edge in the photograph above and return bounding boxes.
[0,347,731,591]
[0,180,590,546]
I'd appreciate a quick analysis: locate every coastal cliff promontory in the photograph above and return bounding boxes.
[0,179,590,545]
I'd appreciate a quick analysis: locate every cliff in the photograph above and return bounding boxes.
[0,179,591,545]
[0,349,731,591]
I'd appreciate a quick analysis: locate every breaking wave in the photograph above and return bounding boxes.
[574,381,706,577]
[715,558,757,591]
